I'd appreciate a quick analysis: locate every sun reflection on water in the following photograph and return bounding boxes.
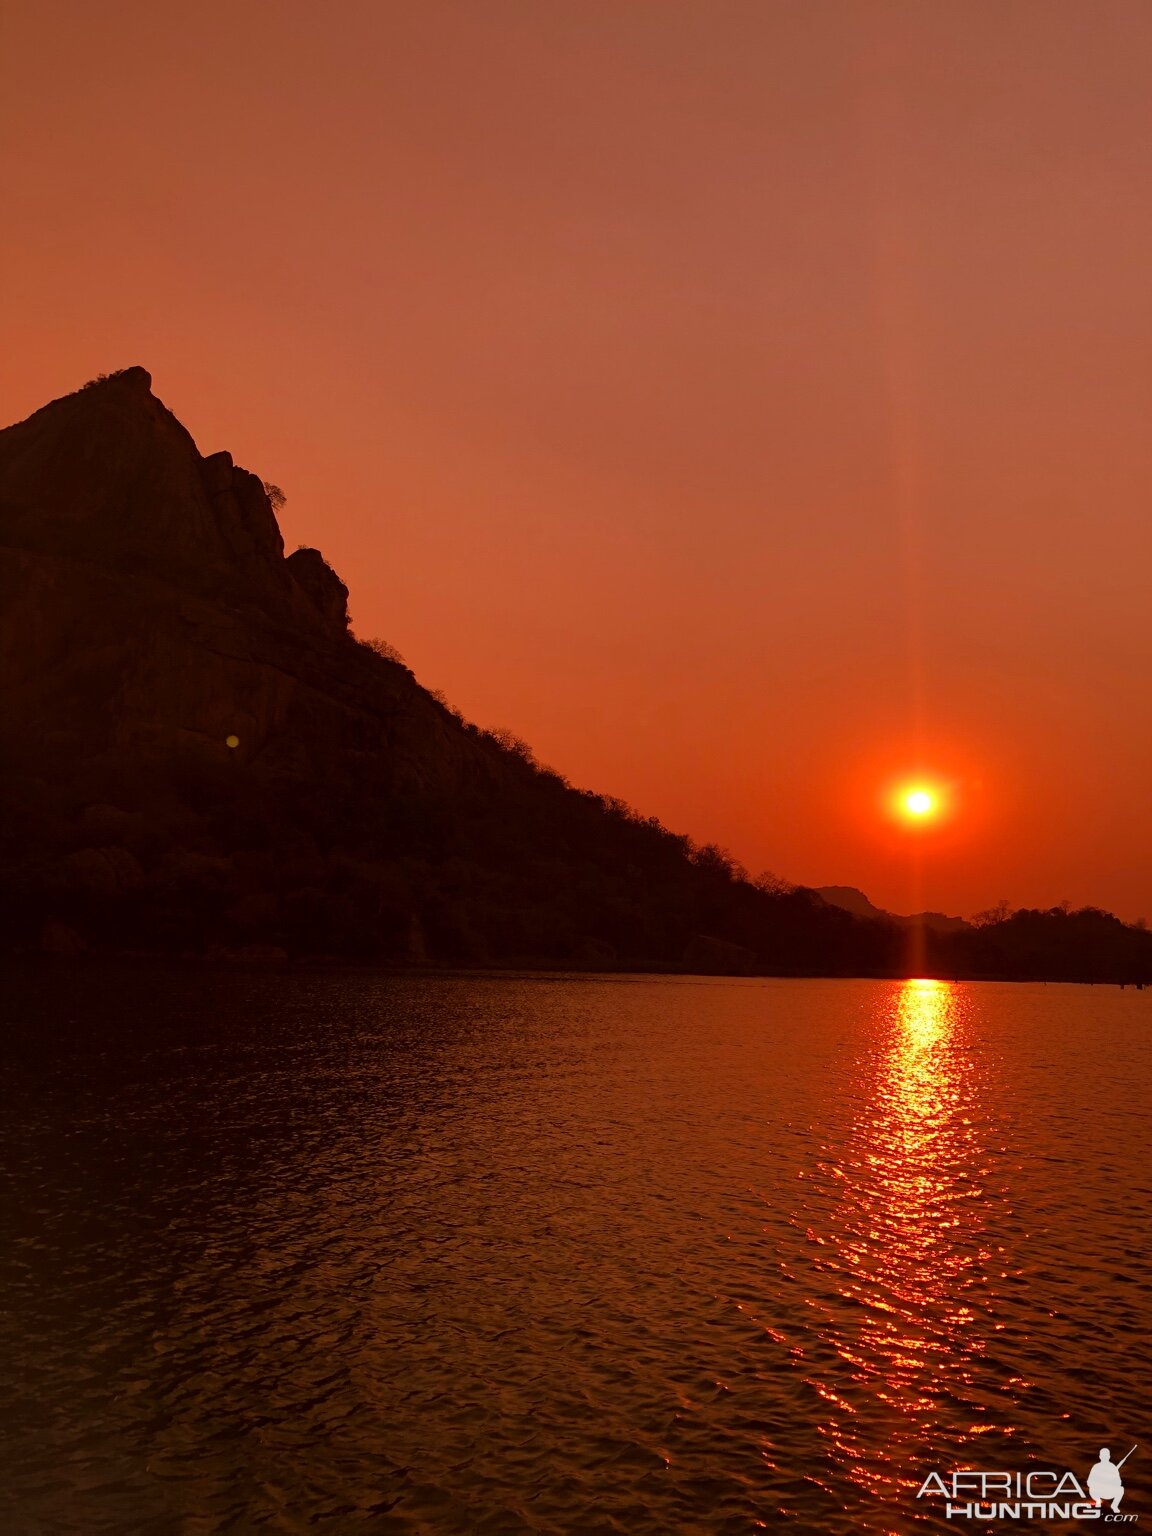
[793,979,1014,1521]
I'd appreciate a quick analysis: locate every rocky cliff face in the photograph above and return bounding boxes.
[0,368,320,623]
[0,368,475,795]
[5,367,748,962]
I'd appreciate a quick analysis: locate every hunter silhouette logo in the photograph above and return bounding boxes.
[915,1443,1139,1522]
[1088,1447,1135,1515]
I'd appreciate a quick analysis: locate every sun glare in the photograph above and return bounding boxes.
[884,780,949,827]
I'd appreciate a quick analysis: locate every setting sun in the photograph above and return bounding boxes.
[882,779,952,828]
[904,789,936,817]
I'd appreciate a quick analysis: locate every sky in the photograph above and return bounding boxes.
[2,1,1150,920]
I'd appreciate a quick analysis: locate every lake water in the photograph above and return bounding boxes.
[1,971,1149,1534]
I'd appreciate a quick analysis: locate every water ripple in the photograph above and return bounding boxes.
[1,971,1150,1533]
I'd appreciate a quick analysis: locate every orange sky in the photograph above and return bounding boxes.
[3,2,1150,920]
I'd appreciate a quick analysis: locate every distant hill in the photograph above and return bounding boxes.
[816,886,887,921]
[815,887,970,934]
[0,369,1148,984]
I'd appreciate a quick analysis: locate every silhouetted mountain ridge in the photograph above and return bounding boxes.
[815,887,970,934]
[0,370,1148,984]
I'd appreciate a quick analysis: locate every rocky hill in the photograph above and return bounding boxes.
[0,368,881,970]
[0,369,1148,983]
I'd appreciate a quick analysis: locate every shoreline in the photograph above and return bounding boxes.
[2,951,1147,988]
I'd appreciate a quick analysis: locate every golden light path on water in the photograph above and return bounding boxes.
[794,979,1019,1524]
